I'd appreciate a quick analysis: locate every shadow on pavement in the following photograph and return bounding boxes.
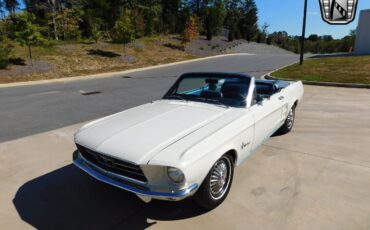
[13,164,207,230]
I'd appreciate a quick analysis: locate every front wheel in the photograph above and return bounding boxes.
[277,106,295,134]
[193,155,234,210]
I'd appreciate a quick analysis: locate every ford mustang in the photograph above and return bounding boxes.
[73,72,304,209]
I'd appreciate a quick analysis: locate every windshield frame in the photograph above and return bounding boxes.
[163,72,253,108]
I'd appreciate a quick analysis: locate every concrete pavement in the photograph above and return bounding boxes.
[0,85,369,230]
[0,53,298,143]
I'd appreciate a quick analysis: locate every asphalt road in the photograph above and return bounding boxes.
[0,54,298,143]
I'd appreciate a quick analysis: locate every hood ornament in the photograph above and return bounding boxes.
[319,0,358,24]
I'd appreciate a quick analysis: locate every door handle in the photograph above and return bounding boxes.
[278,96,285,100]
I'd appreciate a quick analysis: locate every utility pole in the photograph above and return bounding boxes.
[300,0,308,65]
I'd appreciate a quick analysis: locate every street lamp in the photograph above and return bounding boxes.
[300,0,308,65]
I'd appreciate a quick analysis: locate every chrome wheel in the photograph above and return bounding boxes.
[209,157,232,200]
[286,108,294,130]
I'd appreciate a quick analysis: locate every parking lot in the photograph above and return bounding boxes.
[0,85,369,230]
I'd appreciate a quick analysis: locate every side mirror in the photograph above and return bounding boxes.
[256,95,270,105]
[256,95,264,105]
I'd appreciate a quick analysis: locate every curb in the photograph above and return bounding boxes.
[262,61,298,80]
[0,53,255,88]
[264,62,370,89]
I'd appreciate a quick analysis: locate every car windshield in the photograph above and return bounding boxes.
[163,74,251,107]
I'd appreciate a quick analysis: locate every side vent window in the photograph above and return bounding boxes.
[251,88,257,105]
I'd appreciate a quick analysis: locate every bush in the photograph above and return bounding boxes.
[182,16,199,42]
[0,45,11,69]
[111,10,135,45]
[43,39,58,47]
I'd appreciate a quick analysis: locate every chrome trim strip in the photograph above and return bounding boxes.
[246,77,256,108]
[73,152,198,200]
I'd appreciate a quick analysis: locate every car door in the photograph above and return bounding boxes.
[249,93,285,152]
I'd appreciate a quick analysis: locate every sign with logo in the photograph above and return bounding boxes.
[319,0,359,24]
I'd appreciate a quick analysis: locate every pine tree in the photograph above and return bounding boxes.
[141,0,162,36]
[239,0,258,41]
[162,0,180,34]
[225,6,241,41]
[13,12,45,66]
[205,0,226,41]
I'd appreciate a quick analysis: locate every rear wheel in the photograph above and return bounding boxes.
[277,106,295,134]
[194,154,234,210]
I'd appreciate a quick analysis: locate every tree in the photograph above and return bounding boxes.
[225,5,241,41]
[13,12,45,66]
[182,16,198,42]
[189,0,209,14]
[307,34,319,42]
[22,0,59,39]
[55,8,81,41]
[0,43,11,69]
[205,0,226,40]
[47,0,59,40]
[256,22,269,43]
[111,9,135,56]
[341,30,356,52]
[178,0,192,33]
[0,20,12,69]
[239,0,258,41]
[162,0,180,33]
[91,22,102,43]
[4,0,18,15]
[0,15,6,39]
[131,8,146,38]
[349,29,356,37]
[322,35,333,42]
[0,0,5,18]
[143,1,162,36]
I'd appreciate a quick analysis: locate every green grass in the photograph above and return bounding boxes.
[272,56,370,84]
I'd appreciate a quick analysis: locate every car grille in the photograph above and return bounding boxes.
[76,144,148,184]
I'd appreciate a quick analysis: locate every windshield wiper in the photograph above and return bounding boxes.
[164,95,188,101]
[196,98,230,109]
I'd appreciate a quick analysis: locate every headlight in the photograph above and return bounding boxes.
[167,167,185,184]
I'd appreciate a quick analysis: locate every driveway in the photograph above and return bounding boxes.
[0,85,369,230]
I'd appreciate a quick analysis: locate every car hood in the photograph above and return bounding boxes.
[75,100,232,165]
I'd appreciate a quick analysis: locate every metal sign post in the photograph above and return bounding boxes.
[300,0,308,66]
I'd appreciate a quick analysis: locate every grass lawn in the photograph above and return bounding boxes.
[0,35,194,84]
[272,55,370,84]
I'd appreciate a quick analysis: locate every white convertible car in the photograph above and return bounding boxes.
[73,72,304,209]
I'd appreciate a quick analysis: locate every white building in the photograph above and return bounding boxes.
[355,10,370,54]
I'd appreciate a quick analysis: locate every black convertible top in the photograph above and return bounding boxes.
[255,79,290,95]
[181,72,253,79]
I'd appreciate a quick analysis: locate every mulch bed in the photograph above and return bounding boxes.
[0,61,52,82]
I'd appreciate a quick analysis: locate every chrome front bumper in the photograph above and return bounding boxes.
[73,151,198,201]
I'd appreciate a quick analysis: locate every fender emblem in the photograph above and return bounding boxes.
[241,142,250,149]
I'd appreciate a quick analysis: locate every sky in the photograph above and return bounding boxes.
[256,0,370,39]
